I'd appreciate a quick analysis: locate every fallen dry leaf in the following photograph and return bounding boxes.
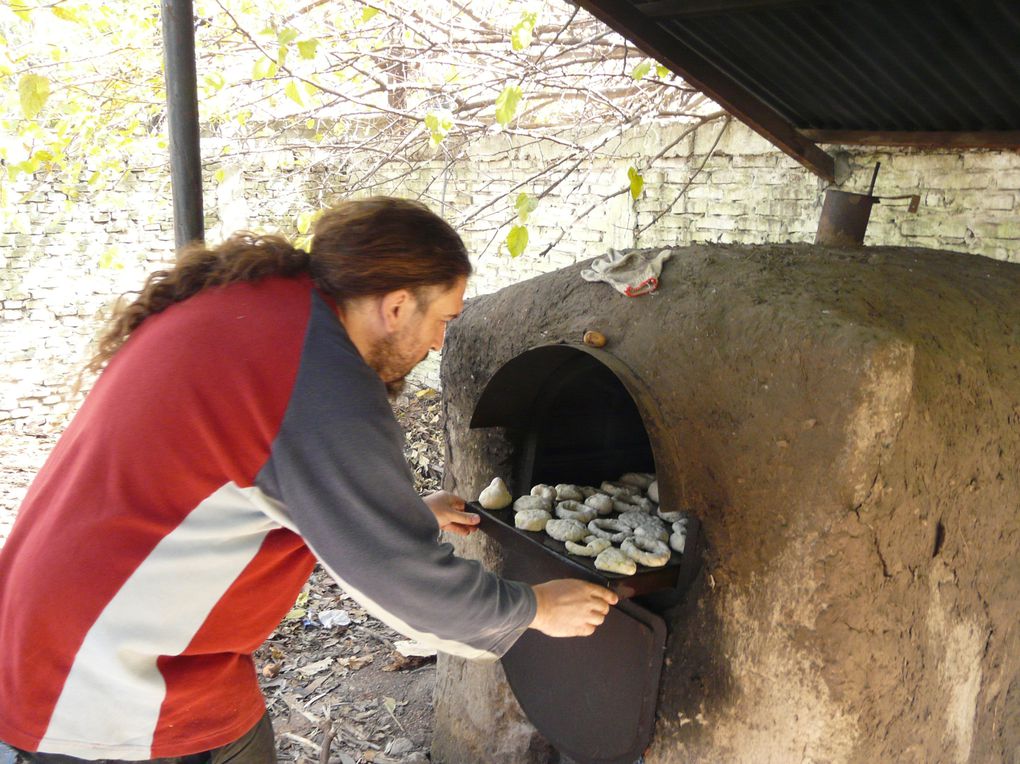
[338,654,374,671]
[296,657,333,676]
[382,653,434,672]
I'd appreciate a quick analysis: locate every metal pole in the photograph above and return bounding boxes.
[160,0,204,249]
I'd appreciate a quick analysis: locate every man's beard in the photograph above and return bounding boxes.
[364,331,428,399]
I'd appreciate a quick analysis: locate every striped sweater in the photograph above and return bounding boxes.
[0,276,535,759]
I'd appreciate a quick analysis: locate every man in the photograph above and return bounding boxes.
[0,198,617,763]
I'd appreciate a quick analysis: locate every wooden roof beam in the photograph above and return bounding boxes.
[801,129,1020,149]
[574,0,836,182]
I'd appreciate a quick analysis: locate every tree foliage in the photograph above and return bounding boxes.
[0,0,722,255]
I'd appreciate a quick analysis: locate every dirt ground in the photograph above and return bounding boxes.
[0,390,447,764]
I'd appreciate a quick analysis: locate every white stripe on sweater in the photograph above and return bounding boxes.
[39,482,282,758]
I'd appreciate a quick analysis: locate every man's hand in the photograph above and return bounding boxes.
[529,579,619,637]
[423,490,481,537]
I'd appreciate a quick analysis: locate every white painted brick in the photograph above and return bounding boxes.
[994,172,1020,190]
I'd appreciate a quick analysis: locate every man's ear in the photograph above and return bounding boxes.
[378,289,413,333]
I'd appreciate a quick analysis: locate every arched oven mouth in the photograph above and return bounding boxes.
[465,342,703,764]
[468,342,700,604]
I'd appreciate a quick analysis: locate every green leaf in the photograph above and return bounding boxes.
[203,71,226,93]
[383,696,397,715]
[297,38,319,59]
[252,58,278,81]
[424,109,453,146]
[506,224,528,257]
[284,607,306,620]
[277,27,299,45]
[656,64,670,79]
[627,166,644,200]
[285,79,303,106]
[97,248,125,270]
[514,192,538,223]
[495,85,523,128]
[213,168,226,184]
[51,5,86,23]
[361,6,379,23]
[631,61,652,81]
[511,11,538,51]
[18,74,50,119]
[296,209,321,235]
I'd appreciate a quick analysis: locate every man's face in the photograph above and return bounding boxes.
[366,277,466,396]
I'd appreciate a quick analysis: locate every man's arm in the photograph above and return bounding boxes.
[256,294,536,659]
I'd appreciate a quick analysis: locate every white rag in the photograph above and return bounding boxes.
[580,247,673,296]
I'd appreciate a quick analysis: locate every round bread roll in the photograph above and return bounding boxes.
[515,509,551,531]
[670,530,687,553]
[530,484,557,502]
[478,477,512,509]
[555,484,584,501]
[564,535,612,557]
[555,500,597,524]
[545,518,588,543]
[634,524,669,542]
[584,493,615,516]
[514,495,552,512]
[621,536,670,567]
[618,472,655,490]
[617,510,665,531]
[594,547,637,575]
[600,481,639,499]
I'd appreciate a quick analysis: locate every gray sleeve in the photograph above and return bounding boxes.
[256,292,535,660]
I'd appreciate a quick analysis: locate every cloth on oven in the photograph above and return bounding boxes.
[580,247,674,296]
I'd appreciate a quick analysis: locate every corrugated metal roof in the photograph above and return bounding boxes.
[575,0,1020,179]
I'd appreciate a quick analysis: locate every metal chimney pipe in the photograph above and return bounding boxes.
[160,0,204,249]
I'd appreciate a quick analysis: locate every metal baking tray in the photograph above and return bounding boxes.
[469,501,699,600]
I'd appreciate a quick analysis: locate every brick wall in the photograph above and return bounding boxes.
[2,121,1018,425]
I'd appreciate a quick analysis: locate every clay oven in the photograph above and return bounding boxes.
[432,244,1020,764]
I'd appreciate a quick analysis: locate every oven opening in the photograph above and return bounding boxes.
[467,344,690,764]
[513,350,656,493]
[470,343,698,607]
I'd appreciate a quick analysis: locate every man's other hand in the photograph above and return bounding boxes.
[423,490,481,536]
[529,579,619,637]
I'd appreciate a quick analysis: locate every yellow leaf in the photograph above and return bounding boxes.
[51,5,85,24]
[506,224,528,257]
[631,61,652,81]
[297,39,319,59]
[627,166,644,200]
[284,79,303,106]
[18,73,50,120]
[495,85,522,128]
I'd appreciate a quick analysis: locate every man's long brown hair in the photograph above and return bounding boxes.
[86,197,471,374]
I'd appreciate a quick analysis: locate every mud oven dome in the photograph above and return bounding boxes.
[433,245,1020,764]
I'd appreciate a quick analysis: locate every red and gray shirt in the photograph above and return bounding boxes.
[0,275,535,759]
